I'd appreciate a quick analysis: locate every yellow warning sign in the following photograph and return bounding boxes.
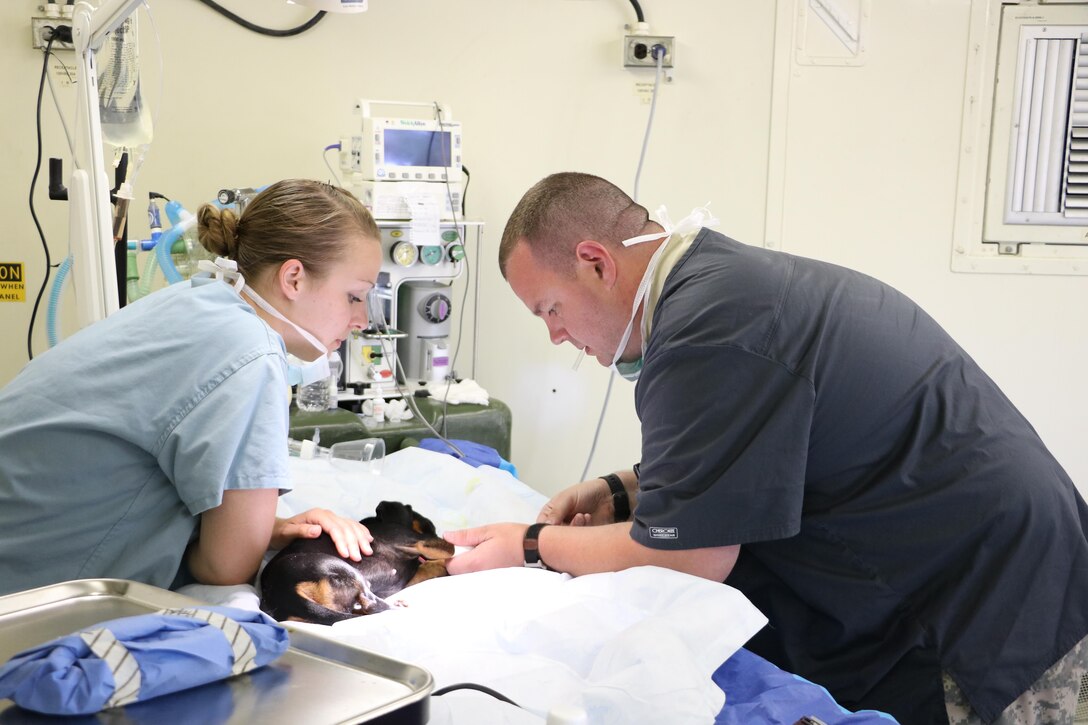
[0,263,26,303]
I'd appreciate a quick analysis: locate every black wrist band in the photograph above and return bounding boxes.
[523,522,551,570]
[600,473,631,523]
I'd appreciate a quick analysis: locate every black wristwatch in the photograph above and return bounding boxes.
[523,522,551,570]
[600,473,631,523]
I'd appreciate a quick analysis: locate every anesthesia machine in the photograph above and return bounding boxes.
[338,100,480,395]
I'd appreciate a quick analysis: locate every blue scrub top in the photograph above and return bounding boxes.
[0,278,293,596]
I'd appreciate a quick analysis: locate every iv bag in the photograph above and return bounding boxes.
[98,15,153,147]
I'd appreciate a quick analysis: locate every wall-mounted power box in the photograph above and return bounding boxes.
[623,35,675,68]
[30,16,74,50]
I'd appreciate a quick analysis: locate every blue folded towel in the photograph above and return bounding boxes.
[0,606,289,715]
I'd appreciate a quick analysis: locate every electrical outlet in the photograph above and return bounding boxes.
[31,17,74,50]
[623,35,675,68]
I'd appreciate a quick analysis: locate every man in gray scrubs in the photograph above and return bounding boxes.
[445,172,1088,724]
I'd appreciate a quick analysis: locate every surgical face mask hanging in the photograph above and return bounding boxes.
[609,205,720,382]
[196,257,331,386]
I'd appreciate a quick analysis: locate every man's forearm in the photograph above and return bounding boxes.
[537,521,738,582]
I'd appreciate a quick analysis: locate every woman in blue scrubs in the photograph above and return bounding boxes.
[0,179,382,597]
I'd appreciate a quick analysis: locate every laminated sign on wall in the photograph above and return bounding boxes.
[0,264,24,303]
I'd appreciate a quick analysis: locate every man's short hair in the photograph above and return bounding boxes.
[499,172,648,278]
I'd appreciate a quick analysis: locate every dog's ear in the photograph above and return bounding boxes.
[412,537,455,560]
[296,579,336,608]
[286,589,376,625]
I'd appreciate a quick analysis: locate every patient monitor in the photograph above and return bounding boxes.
[341,100,463,220]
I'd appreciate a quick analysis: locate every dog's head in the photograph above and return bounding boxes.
[373,500,439,537]
[366,501,454,564]
[260,500,454,625]
[296,556,392,616]
[261,553,390,624]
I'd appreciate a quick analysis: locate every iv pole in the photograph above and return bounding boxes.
[66,0,365,329]
[69,0,144,327]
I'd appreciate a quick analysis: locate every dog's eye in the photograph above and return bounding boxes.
[353,602,363,611]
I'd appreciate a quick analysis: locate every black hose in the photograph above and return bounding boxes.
[195,0,327,37]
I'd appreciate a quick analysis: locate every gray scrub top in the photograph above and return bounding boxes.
[630,229,1088,722]
[0,277,293,596]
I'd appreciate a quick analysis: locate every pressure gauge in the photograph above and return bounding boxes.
[391,241,417,267]
[441,229,460,243]
[420,245,443,266]
[446,242,465,262]
[421,293,452,324]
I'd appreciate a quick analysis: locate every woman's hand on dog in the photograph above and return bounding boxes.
[271,508,374,560]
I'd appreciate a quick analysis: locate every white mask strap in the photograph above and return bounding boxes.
[622,206,673,248]
[241,286,329,357]
[610,203,720,367]
[612,237,672,367]
[621,204,719,248]
[196,257,245,291]
[199,256,328,358]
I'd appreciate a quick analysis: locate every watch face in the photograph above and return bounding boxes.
[391,241,418,267]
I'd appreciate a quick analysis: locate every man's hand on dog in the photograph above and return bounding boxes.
[444,523,529,574]
[537,478,614,527]
[447,480,617,574]
[272,508,374,560]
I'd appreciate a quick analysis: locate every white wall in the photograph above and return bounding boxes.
[1,1,1083,499]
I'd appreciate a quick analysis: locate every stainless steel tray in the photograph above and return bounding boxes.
[0,579,431,724]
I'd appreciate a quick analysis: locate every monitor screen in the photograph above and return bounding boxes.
[383,129,453,168]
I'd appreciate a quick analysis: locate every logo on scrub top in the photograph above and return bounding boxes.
[649,527,678,539]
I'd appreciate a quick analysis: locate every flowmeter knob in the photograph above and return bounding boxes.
[421,293,451,324]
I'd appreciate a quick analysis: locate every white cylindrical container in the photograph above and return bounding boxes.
[546,705,588,725]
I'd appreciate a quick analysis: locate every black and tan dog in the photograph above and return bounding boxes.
[259,501,454,625]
